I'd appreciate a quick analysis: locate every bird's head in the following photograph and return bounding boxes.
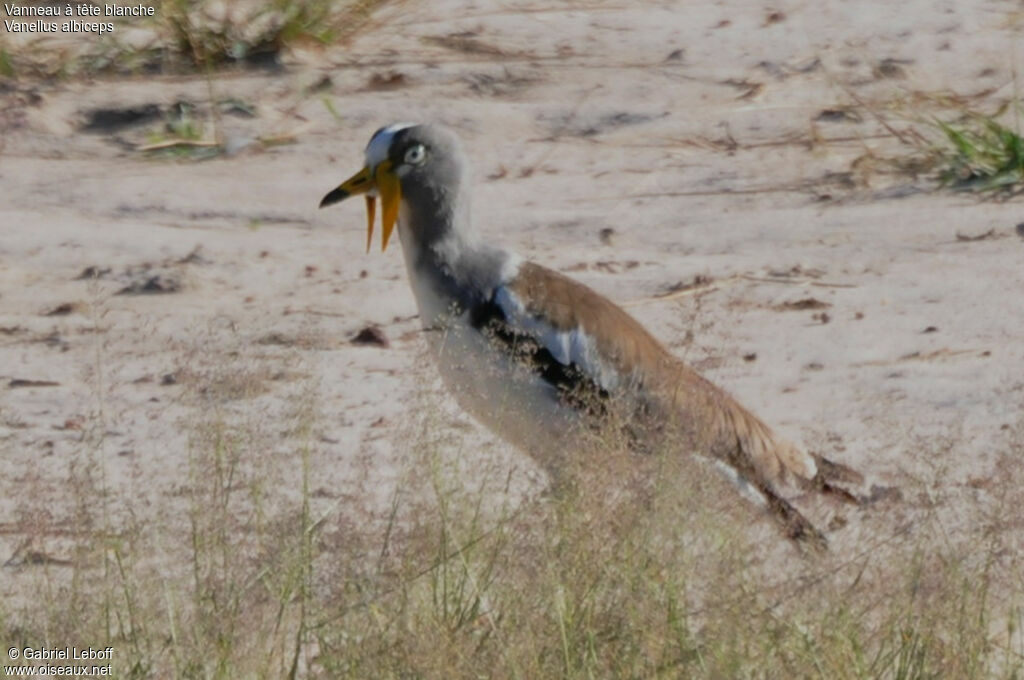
[319,123,466,252]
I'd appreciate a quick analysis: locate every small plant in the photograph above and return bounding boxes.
[933,106,1024,193]
[833,89,1024,198]
[0,49,14,78]
[160,0,387,71]
[141,101,223,159]
[0,0,386,78]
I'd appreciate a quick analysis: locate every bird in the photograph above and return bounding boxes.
[319,123,863,548]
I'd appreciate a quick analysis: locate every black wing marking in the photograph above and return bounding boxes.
[468,295,608,413]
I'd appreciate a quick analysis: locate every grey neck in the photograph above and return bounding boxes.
[398,184,511,313]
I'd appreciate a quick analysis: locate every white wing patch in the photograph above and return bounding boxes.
[709,459,768,508]
[499,252,523,284]
[493,286,620,391]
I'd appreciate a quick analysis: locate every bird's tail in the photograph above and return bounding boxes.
[720,399,865,493]
[717,394,869,548]
[707,456,829,550]
[659,363,863,549]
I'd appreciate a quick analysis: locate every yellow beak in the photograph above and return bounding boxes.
[319,160,402,252]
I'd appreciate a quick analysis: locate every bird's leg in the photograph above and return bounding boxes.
[754,477,829,552]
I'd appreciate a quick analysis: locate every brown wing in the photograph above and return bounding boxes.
[506,261,819,487]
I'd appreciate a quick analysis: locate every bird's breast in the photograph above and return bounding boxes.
[410,285,580,470]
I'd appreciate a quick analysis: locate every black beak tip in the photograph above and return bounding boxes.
[319,187,349,209]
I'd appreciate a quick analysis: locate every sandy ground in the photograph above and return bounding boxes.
[2,0,1024,598]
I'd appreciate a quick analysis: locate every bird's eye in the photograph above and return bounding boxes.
[404,144,426,165]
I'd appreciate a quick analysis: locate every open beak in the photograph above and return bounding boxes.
[319,160,402,252]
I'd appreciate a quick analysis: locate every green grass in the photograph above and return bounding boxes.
[0,0,388,78]
[933,108,1024,193]
[2,347,1023,678]
[842,93,1024,198]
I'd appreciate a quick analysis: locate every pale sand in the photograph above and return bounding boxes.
[1,0,1023,594]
